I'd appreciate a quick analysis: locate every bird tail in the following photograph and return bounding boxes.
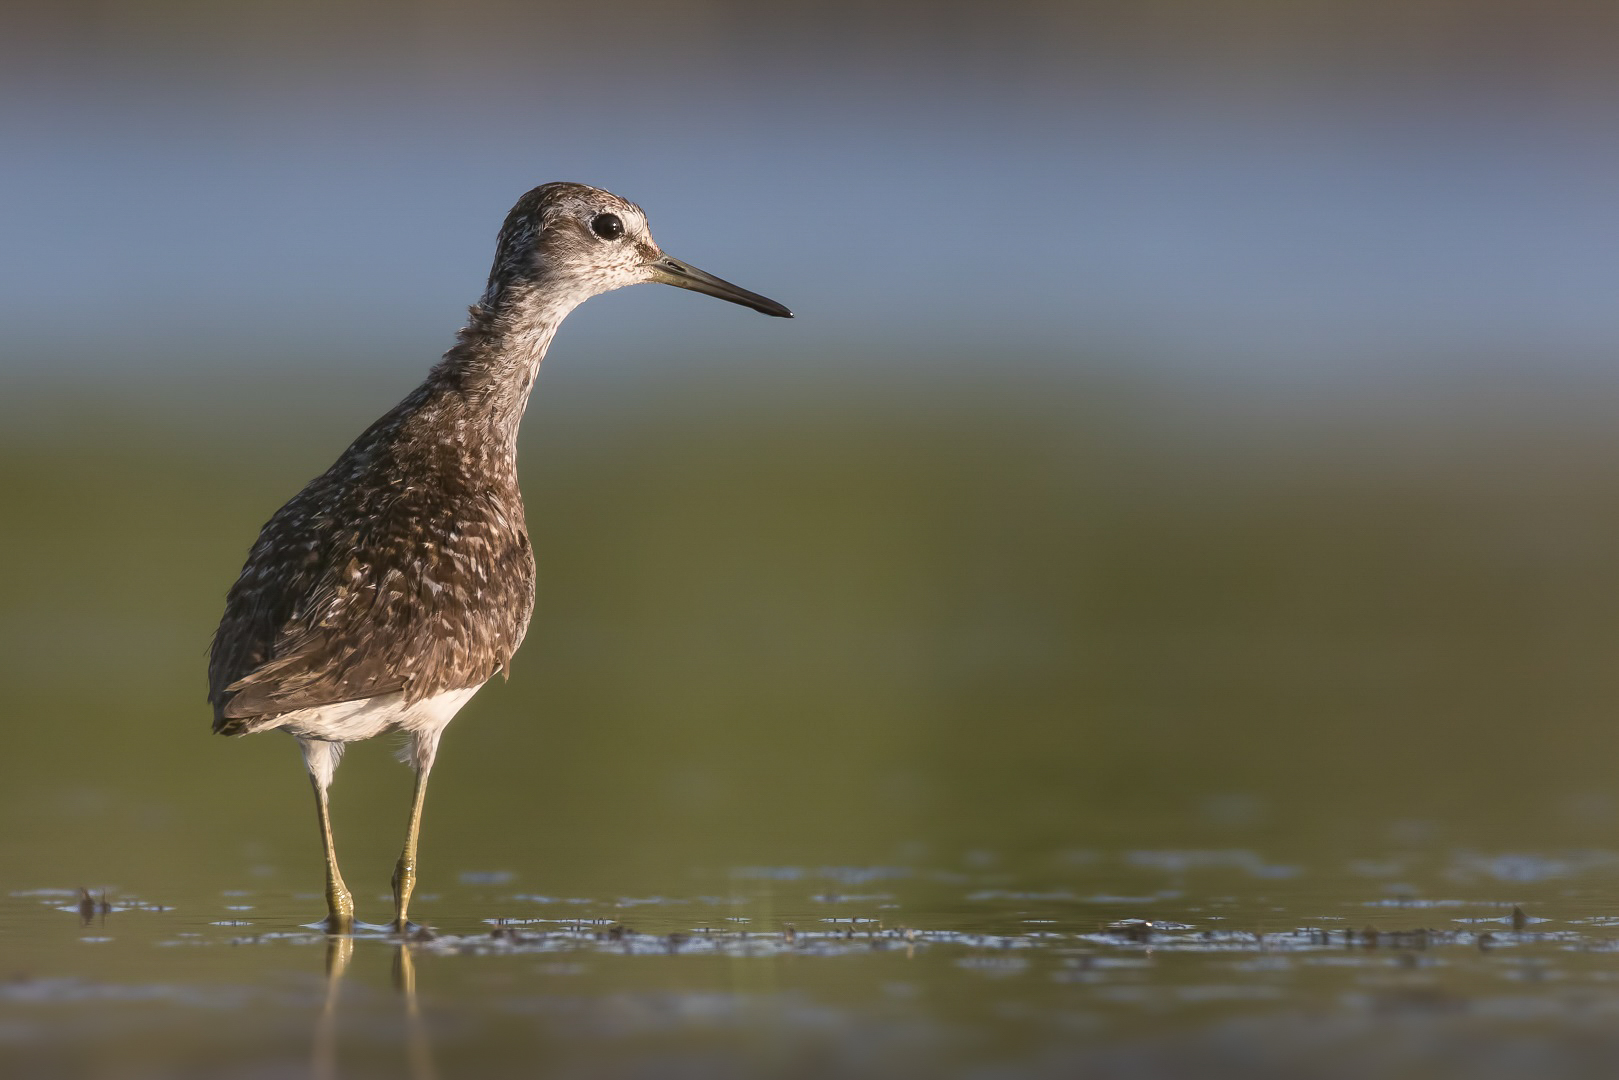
[213,709,279,737]
[213,715,253,736]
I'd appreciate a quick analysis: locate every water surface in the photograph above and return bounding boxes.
[8,371,1619,1077]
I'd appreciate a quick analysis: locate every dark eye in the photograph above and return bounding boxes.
[590,213,624,240]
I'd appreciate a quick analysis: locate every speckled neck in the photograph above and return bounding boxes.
[426,277,591,456]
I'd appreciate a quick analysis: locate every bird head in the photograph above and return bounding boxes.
[484,182,792,319]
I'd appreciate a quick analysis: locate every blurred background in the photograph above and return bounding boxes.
[7,0,1619,905]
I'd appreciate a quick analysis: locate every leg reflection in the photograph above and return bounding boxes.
[394,944,439,1080]
[312,934,353,1080]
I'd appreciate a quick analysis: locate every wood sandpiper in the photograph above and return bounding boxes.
[208,182,791,933]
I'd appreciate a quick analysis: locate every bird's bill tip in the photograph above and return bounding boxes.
[649,255,793,318]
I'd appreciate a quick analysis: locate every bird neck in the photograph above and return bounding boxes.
[426,280,585,455]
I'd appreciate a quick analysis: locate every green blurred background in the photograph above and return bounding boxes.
[6,0,1619,943]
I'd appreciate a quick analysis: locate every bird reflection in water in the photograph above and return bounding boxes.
[312,935,438,1080]
[311,936,349,1080]
[395,942,439,1080]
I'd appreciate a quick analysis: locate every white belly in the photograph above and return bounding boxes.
[280,685,483,786]
[276,685,481,743]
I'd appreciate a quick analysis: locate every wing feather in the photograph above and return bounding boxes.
[209,413,534,733]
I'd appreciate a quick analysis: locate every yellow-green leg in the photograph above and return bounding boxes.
[310,774,355,933]
[391,764,432,933]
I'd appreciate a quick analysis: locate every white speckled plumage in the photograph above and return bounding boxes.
[207,182,790,931]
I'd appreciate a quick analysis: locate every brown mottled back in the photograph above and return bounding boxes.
[208,374,535,733]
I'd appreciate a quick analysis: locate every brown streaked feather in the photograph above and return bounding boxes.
[208,181,782,739]
[209,360,536,734]
[205,188,603,734]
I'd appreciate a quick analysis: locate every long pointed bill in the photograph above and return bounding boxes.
[648,255,793,318]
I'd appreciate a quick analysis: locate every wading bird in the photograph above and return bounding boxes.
[209,183,791,932]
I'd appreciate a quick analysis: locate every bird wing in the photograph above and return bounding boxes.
[209,468,534,729]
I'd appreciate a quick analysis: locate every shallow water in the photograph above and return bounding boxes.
[14,848,1619,1078]
[11,373,1619,1076]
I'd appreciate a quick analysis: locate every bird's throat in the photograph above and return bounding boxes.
[432,286,577,451]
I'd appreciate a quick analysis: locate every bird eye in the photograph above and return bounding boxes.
[590,213,625,240]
